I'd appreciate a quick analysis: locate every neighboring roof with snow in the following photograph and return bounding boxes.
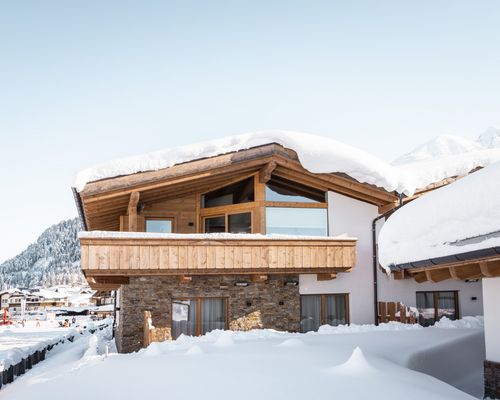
[74,129,500,197]
[378,161,500,271]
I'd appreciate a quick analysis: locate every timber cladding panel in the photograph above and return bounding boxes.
[117,275,300,353]
[80,237,356,276]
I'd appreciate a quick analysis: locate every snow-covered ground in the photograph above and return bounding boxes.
[1,317,485,400]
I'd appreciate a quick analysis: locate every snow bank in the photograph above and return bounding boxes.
[78,230,356,241]
[0,321,77,371]
[74,130,500,196]
[379,161,500,269]
[2,318,483,400]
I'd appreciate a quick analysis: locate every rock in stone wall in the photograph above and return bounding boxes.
[485,360,500,399]
[116,275,300,353]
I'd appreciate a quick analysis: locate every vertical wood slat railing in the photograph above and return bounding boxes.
[378,301,418,324]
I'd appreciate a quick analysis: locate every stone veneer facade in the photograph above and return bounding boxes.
[485,360,500,399]
[116,275,300,353]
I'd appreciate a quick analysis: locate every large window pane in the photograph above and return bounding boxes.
[228,213,252,233]
[266,208,327,236]
[325,294,347,326]
[416,292,435,326]
[300,295,321,333]
[201,298,226,334]
[204,216,225,233]
[146,219,172,233]
[437,292,458,321]
[172,300,198,339]
[201,177,254,208]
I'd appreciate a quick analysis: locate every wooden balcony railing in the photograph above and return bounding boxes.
[80,233,357,282]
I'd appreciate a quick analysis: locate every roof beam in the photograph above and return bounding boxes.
[259,161,277,183]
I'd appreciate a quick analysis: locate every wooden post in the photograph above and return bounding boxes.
[143,310,152,348]
[127,191,140,232]
[379,302,387,324]
[387,302,396,322]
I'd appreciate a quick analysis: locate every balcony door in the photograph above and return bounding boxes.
[172,298,227,339]
[416,291,459,326]
[300,294,349,332]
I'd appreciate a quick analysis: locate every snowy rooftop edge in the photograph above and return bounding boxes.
[78,231,357,241]
[73,130,500,197]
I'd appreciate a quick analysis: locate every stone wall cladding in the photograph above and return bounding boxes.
[485,360,500,399]
[117,275,300,353]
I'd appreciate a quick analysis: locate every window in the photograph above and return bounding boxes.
[266,208,327,236]
[300,294,349,333]
[266,176,325,203]
[145,219,173,233]
[172,298,227,339]
[204,212,252,233]
[416,291,459,327]
[201,177,254,208]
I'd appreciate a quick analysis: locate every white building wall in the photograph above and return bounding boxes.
[299,190,484,325]
[483,277,500,362]
[299,191,379,324]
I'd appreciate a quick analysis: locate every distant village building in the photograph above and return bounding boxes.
[72,132,498,354]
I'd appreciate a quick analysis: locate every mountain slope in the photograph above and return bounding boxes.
[0,218,85,289]
[477,126,500,148]
[392,134,485,165]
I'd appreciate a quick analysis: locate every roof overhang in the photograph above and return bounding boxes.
[75,143,399,231]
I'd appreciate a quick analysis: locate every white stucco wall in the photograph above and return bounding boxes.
[299,191,379,324]
[299,190,484,325]
[483,276,500,362]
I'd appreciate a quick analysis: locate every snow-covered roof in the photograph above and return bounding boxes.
[74,130,500,197]
[378,161,500,271]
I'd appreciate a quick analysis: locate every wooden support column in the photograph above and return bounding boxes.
[127,191,140,232]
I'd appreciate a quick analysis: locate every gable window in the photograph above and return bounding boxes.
[172,298,227,339]
[300,294,349,333]
[266,176,326,203]
[201,177,254,208]
[265,176,328,236]
[416,291,459,327]
[145,218,173,233]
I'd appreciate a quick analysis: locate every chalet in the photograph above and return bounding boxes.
[378,161,500,399]
[72,132,493,353]
[0,288,68,317]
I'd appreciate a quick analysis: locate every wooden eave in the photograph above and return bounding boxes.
[396,254,500,283]
[78,143,399,231]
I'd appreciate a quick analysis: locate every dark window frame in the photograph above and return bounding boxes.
[416,290,459,326]
[172,297,229,338]
[300,293,350,333]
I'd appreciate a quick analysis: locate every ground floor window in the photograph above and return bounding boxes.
[172,298,227,339]
[300,294,349,333]
[416,291,459,327]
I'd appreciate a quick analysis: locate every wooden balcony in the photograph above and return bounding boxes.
[80,233,356,287]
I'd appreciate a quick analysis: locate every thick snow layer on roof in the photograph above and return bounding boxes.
[1,317,484,399]
[378,161,500,270]
[78,231,356,241]
[74,130,401,193]
[74,129,500,196]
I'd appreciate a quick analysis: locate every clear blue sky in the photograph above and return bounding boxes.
[1,0,499,263]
